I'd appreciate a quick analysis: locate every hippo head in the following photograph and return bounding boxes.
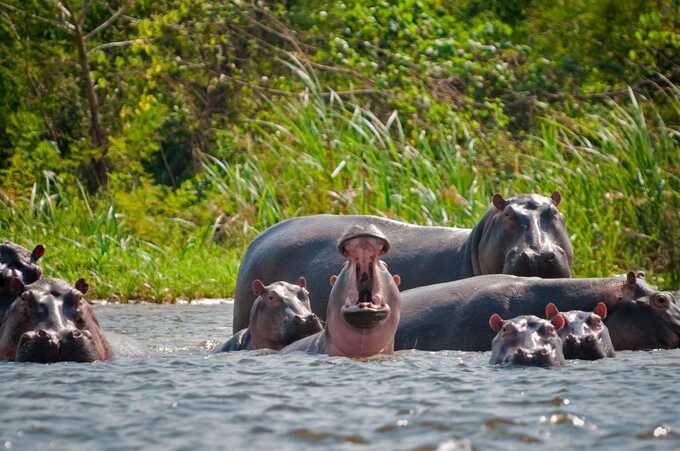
[473,193,573,278]
[606,289,680,351]
[326,224,401,357]
[0,278,111,363]
[249,278,323,350]
[489,314,566,367]
[545,303,615,360]
[0,242,44,299]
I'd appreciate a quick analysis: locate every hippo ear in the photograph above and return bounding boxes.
[492,193,508,211]
[10,277,25,292]
[31,244,45,263]
[75,278,89,295]
[594,302,607,319]
[297,277,306,289]
[489,314,504,332]
[545,302,560,319]
[551,313,566,331]
[251,279,265,296]
[626,271,637,286]
[550,191,561,206]
[392,274,401,286]
[636,271,645,279]
[329,275,337,286]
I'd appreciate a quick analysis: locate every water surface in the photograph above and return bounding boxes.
[1,302,678,450]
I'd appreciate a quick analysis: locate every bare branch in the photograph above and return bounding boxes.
[88,38,152,53]
[52,0,72,23]
[79,0,91,27]
[0,1,74,31]
[85,0,133,40]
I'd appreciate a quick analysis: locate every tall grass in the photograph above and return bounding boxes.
[1,63,677,299]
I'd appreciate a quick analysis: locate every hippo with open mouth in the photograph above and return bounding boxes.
[232,192,572,333]
[0,241,44,320]
[216,277,323,351]
[0,278,111,363]
[545,302,615,360]
[281,224,401,357]
[489,314,566,367]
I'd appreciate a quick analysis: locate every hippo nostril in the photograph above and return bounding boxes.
[37,329,48,338]
[544,251,556,263]
[72,330,83,339]
[583,335,597,345]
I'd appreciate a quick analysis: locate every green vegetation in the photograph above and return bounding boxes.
[1,1,678,300]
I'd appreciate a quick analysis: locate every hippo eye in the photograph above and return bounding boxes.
[652,294,671,310]
[588,315,603,329]
[297,289,308,301]
[538,324,555,336]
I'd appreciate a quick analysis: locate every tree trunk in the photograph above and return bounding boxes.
[74,25,108,186]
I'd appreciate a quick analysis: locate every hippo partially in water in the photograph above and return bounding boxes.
[216,278,323,352]
[395,272,675,352]
[489,314,566,366]
[0,278,111,363]
[545,303,615,360]
[0,241,44,319]
[282,224,401,357]
[604,290,680,350]
[233,193,573,332]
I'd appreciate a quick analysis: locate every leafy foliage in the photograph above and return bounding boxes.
[0,0,678,299]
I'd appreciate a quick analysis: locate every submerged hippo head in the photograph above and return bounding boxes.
[545,303,615,360]
[606,289,680,351]
[326,224,401,357]
[0,242,44,300]
[473,193,572,278]
[249,277,323,350]
[489,314,566,367]
[0,278,111,363]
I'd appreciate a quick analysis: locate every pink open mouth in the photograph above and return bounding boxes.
[340,235,390,329]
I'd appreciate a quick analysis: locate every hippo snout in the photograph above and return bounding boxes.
[294,314,323,334]
[505,246,569,278]
[16,329,61,363]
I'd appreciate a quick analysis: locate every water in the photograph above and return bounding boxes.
[1,301,679,451]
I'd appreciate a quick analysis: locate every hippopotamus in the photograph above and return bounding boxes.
[489,314,566,366]
[604,290,680,350]
[233,192,572,332]
[545,303,615,360]
[395,272,671,352]
[281,224,402,357]
[0,241,44,319]
[0,278,111,363]
[215,278,323,351]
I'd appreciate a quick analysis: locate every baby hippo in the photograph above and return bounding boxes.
[489,313,566,367]
[216,277,323,352]
[0,241,44,318]
[0,278,111,363]
[545,302,615,360]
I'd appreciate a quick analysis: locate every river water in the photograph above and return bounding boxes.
[0,301,678,451]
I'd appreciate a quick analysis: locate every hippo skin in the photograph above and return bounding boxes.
[489,314,567,367]
[394,272,675,352]
[216,278,322,352]
[545,302,615,360]
[0,278,111,363]
[282,224,402,357]
[0,241,44,320]
[233,193,573,333]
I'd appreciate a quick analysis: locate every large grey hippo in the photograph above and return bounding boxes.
[0,278,111,363]
[281,224,401,357]
[215,278,322,352]
[233,192,572,332]
[394,272,677,352]
[0,241,44,320]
